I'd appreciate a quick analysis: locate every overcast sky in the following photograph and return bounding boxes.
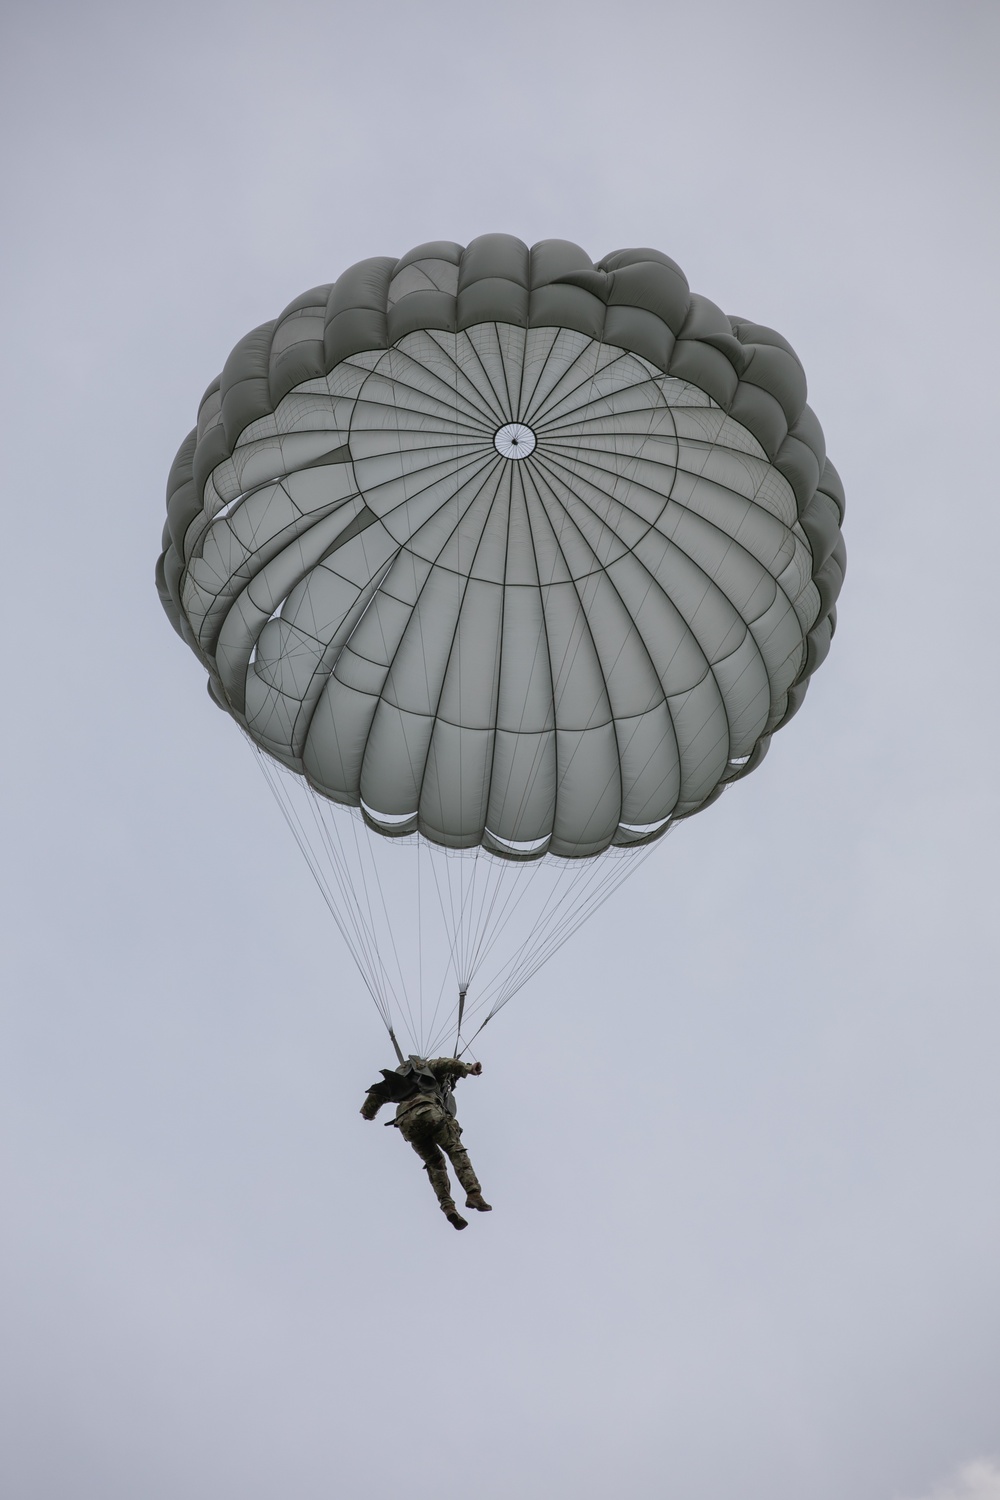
[2,2,998,1498]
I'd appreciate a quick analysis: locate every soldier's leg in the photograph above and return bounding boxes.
[439,1121,491,1211]
[404,1129,468,1229]
[406,1132,452,1207]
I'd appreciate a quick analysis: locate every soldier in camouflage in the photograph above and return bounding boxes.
[361,1055,492,1230]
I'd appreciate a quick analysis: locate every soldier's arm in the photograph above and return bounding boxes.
[428,1058,483,1081]
[360,1083,389,1120]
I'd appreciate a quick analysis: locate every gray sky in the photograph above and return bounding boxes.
[2,2,998,1497]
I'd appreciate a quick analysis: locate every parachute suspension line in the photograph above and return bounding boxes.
[446,849,488,982]
[458,854,553,1016]
[492,853,643,1003]
[422,852,487,1058]
[251,739,667,1062]
[342,803,421,1047]
[459,852,479,983]
[463,854,514,979]
[454,987,467,1058]
[250,745,396,1037]
[499,858,613,993]
[420,851,470,1049]
[306,793,391,1002]
[388,1028,405,1065]
[306,788,411,1032]
[490,855,645,1006]
[453,853,469,981]
[451,849,487,982]
[422,845,516,1052]
[417,833,423,1047]
[253,749,375,1000]
[251,742,440,1057]
[463,854,551,982]
[424,848,499,1056]
[457,840,665,1051]
[457,1011,492,1059]
[421,848,547,1056]
[417,842,655,1059]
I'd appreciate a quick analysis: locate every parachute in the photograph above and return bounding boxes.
[156,236,846,1058]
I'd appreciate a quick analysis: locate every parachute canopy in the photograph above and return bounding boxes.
[157,236,845,1053]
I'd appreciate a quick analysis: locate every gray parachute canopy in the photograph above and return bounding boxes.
[157,236,845,1053]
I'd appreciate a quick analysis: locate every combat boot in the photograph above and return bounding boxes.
[465,1191,492,1212]
[444,1206,468,1230]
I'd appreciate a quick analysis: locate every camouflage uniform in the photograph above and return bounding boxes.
[361,1057,488,1225]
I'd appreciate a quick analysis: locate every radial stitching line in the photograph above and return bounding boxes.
[484,461,589,844]
[405,458,509,832]
[241,455,526,750]
[415,329,511,427]
[346,363,503,480]
[515,326,565,423]
[422,328,509,428]
[332,455,510,819]
[534,440,800,705]
[300,336,507,826]
[523,460,675,833]
[532,376,689,693]
[461,325,517,428]
[492,322,519,425]
[351,353,499,433]
[342,394,497,534]
[478,427,519,857]
[348,338,498,437]
[522,333,638,428]
[518,458,625,844]
[526,346,659,431]
[512,323,530,423]
[531,374,670,443]
[538,441,802,624]
[361,457,504,682]
[542,424,785,535]
[347,340,502,444]
[481,459,560,851]
[525,442,712,796]
[524,451,684,818]
[532,450,738,784]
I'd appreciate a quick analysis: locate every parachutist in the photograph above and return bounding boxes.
[361,1056,491,1230]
